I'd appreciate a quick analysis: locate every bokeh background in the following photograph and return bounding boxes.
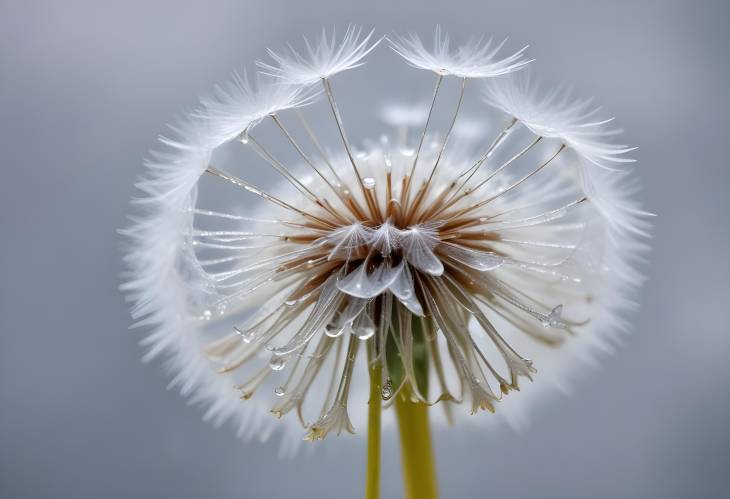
[1,1,729,498]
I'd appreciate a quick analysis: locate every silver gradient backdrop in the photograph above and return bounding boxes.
[1,1,728,498]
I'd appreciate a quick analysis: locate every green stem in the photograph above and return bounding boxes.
[394,386,439,499]
[365,360,382,499]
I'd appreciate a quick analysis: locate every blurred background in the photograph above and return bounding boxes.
[1,0,728,498]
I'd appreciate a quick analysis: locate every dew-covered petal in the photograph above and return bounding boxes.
[337,259,403,298]
[401,226,443,276]
[388,264,425,316]
[321,222,370,261]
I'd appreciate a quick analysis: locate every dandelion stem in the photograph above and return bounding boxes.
[365,359,382,499]
[395,384,439,499]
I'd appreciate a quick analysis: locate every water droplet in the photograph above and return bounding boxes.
[400,147,415,157]
[548,305,563,327]
[381,378,393,400]
[201,309,212,320]
[274,386,286,397]
[239,129,249,144]
[541,305,563,328]
[234,327,255,343]
[324,322,345,338]
[269,356,286,371]
[355,325,375,340]
[362,177,376,190]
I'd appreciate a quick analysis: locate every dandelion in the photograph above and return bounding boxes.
[122,26,650,499]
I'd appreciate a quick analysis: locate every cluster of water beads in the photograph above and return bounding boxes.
[196,111,589,412]
[218,263,568,403]
[200,304,229,321]
[323,322,376,341]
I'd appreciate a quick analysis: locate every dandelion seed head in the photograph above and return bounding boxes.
[123,26,650,450]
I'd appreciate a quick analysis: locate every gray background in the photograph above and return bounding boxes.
[1,0,729,498]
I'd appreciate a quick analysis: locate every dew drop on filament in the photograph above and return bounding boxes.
[362,177,376,190]
[325,322,346,338]
[238,129,249,144]
[274,386,286,397]
[541,304,564,328]
[269,356,286,371]
[234,327,255,344]
[355,325,375,340]
[381,377,393,400]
